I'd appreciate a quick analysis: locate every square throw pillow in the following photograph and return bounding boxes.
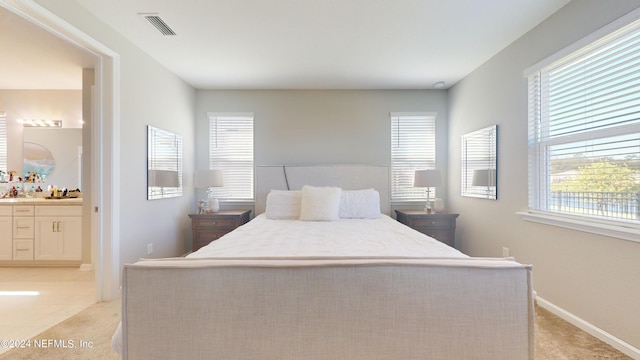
[339,189,381,219]
[299,185,342,221]
[265,190,301,219]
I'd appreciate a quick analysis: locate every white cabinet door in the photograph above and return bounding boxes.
[34,216,58,260]
[34,216,82,261]
[59,217,82,260]
[0,217,12,260]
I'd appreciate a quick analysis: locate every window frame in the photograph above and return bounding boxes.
[521,10,640,242]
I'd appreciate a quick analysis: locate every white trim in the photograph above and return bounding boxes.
[536,297,640,359]
[389,111,437,118]
[2,0,121,301]
[207,112,255,118]
[524,7,640,76]
[517,211,640,243]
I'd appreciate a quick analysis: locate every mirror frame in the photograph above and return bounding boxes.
[147,125,183,200]
[461,124,498,199]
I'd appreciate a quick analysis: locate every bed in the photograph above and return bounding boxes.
[113,165,534,359]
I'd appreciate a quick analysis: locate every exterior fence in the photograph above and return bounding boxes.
[550,191,640,221]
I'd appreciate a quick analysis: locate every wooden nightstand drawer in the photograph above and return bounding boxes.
[188,210,251,252]
[194,231,230,249]
[412,218,454,228]
[414,229,452,246]
[193,218,236,229]
[395,210,459,248]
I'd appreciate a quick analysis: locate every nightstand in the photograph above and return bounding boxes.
[188,210,251,251]
[395,210,459,248]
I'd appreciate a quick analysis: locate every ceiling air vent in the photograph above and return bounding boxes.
[141,14,177,36]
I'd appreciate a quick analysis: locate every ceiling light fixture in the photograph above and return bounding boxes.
[18,119,62,127]
[433,81,445,89]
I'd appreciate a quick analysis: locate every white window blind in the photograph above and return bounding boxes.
[390,112,436,200]
[527,16,640,223]
[0,112,6,173]
[208,113,254,200]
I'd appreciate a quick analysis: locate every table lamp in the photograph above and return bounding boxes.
[194,169,224,213]
[414,169,441,213]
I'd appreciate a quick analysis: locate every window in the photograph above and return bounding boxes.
[0,112,6,173]
[390,112,436,201]
[526,16,640,224]
[208,113,254,200]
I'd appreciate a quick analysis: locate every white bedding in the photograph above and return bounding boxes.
[188,213,466,258]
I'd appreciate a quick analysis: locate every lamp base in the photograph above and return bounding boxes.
[424,188,433,213]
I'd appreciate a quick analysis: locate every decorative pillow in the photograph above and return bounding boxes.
[299,185,342,221]
[265,190,301,219]
[339,189,381,219]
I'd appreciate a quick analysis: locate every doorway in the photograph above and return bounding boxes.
[1,0,119,302]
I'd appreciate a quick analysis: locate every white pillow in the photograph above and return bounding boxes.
[299,185,342,221]
[339,189,381,219]
[265,190,301,219]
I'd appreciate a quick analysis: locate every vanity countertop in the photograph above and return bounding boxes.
[0,198,83,205]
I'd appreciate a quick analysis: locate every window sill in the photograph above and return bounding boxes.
[516,211,640,243]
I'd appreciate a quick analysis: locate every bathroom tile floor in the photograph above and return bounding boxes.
[0,267,95,355]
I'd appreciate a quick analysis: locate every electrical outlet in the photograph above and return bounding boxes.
[147,243,153,255]
[502,247,510,257]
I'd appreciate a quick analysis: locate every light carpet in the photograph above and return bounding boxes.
[0,300,120,360]
[0,301,632,359]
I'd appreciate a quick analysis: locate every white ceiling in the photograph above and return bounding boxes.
[1,0,569,90]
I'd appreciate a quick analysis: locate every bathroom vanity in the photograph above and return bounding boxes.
[0,198,82,264]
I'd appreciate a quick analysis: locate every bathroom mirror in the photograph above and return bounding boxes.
[461,124,497,199]
[23,128,83,189]
[147,126,183,200]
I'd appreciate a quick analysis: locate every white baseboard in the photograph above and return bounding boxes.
[79,263,93,271]
[536,296,640,359]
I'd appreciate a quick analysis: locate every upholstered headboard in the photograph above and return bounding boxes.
[256,165,390,215]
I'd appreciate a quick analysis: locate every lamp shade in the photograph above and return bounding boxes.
[148,169,179,187]
[194,169,224,188]
[413,169,441,187]
[472,169,496,187]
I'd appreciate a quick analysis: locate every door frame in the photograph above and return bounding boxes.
[1,0,120,301]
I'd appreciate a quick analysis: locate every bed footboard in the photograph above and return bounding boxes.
[120,257,534,360]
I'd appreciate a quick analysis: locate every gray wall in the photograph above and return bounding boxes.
[448,0,640,350]
[195,89,449,212]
